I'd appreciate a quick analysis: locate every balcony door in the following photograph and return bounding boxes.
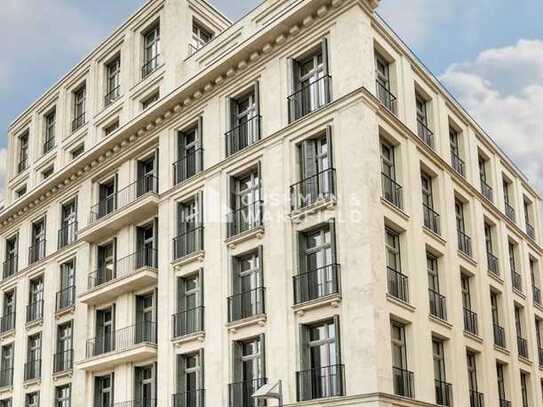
[57,322,72,370]
[299,129,333,202]
[177,273,202,335]
[232,250,263,319]
[96,306,114,354]
[137,222,156,268]
[135,364,156,406]
[27,334,41,377]
[232,335,265,407]
[99,178,117,217]
[229,87,259,151]
[137,153,157,196]
[60,261,75,291]
[293,43,327,113]
[60,198,77,244]
[231,166,261,234]
[177,351,204,407]
[2,291,15,323]
[97,241,115,284]
[136,293,154,343]
[95,374,113,407]
[177,123,201,181]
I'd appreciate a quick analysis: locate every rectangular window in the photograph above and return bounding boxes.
[105,56,121,106]
[3,235,18,278]
[59,198,78,249]
[524,198,535,239]
[174,270,204,338]
[229,248,264,322]
[1,290,16,334]
[449,127,464,176]
[385,228,408,302]
[41,166,54,180]
[71,144,84,159]
[94,374,114,407]
[226,82,260,156]
[25,392,39,407]
[142,92,159,110]
[94,306,114,356]
[175,118,203,184]
[521,372,530,407]
[15,185,27,199]
[27,276,44,323]
[0,343,14,388]
[104,119,119,137]
[230,335,265,407]
[25,333,41,381]
[375,52,396,113]
[134,364,156,405]
[191,21,213,54]
[55,384,71,407]
[94,240,115,288]
[479,155,493,201]
[381,140,402,208]
[503,177,515,222]
[462,275,477,335]
[54,321,73,373]
[72,84,86,132]
[455,199,472,256]
[176,351,204,407]
[18,131,29,173]
[509,241,522,291]
[416,94,434,148]
[428,254,446,320]
[391,321,413,398]
[29,217,46,264]
[433,339,451,406]
[228,165,262,237]
[174,192,204,260]
[142,23,160,78]
[0,399,11,407]
[44,109,56,154]
[96,177,117,220]
[496,364,507,403]
[57,260,76,312]
[421,172,439,234]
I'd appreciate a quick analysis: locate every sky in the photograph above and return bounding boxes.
[0,0,542,202]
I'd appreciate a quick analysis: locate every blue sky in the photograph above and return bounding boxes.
[1,0,543,197]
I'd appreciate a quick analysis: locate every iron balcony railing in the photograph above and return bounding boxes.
[290,168,336,211]
[381,173,403,209]
[511,270,522,292]
[0,313,15,334]
[173,226,204,261]
[480,180,493,202]
[229,377,267,407]
[517,336,528,358]
[499,399,511,407]
[288,75,331,122]
[494,324,506,348]
[293,264,340,305]
[113,399,157,407]
[228,287,265,322]
[429,289,447,320]
[487,252,499,277]
[457,230,472,257]
[53,349,73,373]
[225,115,262,157]
[376,80,397,114]
[58,221,78,249]
[505,203,515,223]
[86,321,157,358]
[387,267,409,303]
[43,137,55,155]
[72,113,86,132]
[24,358,41,381]
[435,379,453,407]
[28,239,46,265]
[469,390,484,407]
[451,153,465,177]
[173,148,203,185]
[89,175,158,224]
[142,54,160,78]
[105,86,121,107]
[533,286,541,305]
[463,308,478,336]
[88,247,158,290]
[173,390,205,407]
[26,300,44,324]
[0,368,13,388]
[423,204,440,235]
[172,306,204,338]
[296,364,345,401]
[227,200,263,238]
[56,286,76,312]
[18,159,28,174]
[526,223,535,240]
[392,366,414,398]
[417,119,434,149]
[2,255,18,279]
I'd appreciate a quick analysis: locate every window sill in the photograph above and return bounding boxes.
[0,329,15,341]
[488,271,504,285]
[227,314,266,334]
[291,197,336,223]
[25,319,43,331]
[428,314,452,330]
[494,344,510,356]
[457,250,477,267]
[422,226,446,246]
[463,330,483,344]
[172,331,205,346]
[55,305,75,319]
[225,226,264,249]
[512,287,526,300]
[52,369,73,381]
[23,377,40,388]
[292,293,341,316]
[518,355,532,366]
[380,197,409,221]
[171,250,205,271]
[386,294,415,312]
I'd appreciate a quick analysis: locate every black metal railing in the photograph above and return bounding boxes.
[381,173,403,209]
[28,239,46,264]
[464,308,478,336]
[526,223,535,240]
[86,321,157,358]
[227,200,263,238]
[24,358,41,381]
[429,289,447,320]
[487,252,499,277]
[435,379,452,406]
[499,399,511,407]
[457,230,472,257]
[43,137,55,155]
[172,306,204,338]
[105,86,121,107]
[228,287,265,322]
[494,324,506,348]
[533,286,541,305]
[505,203,515,223]
[58,221,78,249]
[2,255,18,279]
[288,75,331,122]
[451,153,465,177]
[114,399,157,407]
[423,204,440,235]
[225,115,261,157]
[387,267,409,303]
[511,270,522,292]
[290,168,336,211]
[376,80,397,114]
[296,364,344,401]
[173,390,205,407]
[18,159,28,174]
[517,336,528,358]
[173,227,204,261]
[53,349,73,373]
[480,180,493,202]
[229,377,267,407]
[72,113,86,132]
[173,148,203,185]
[392,366,414,398]
[56,286,76,312]
[26,300,44,323]
[469,390,484,407]
[417,119,434,149]
[293,264,340,304]
[142,55,160,78]
[538,347,543,368]
[89,175,159,224]
[0,313,15,334]
[0,368,13,388]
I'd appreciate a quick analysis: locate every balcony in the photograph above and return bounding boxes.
[511,270,522,292]
[293,264,340,305]
[80,322,157,371]
[487,252,499,277]
[376,80,397,114]
[28,239,46,265]
[80,176,159,243]
[435,379,452,406]
[457,230,472,257]
[463,308,478,336]
[423,204,440,235]
[58,221,78,249]
[43,138,55,155]
[499,399,511,407]
[81,249,158,305]
[494,324,506,348]
[417,119,434,149]
[451,153,465,177]
[53,350,73,374]
[172,306,204,339]
[505,203,515,223]
[288,75,331,122]
[173,227,204,261]
[173,390,205,407]
[0,313,15,335]
[0,368,13,388]
[225,115,262,157]
[228,287,265,323]
[480,180,493,202]
[72,113,86,132]
[229,377,267,407]
[142,55,160,78]
[227,201,263,238]
[26,300,44,324]
[173,148,203,185]
[429,289,447,320]
[387,267,409,303]
[56,286,76,313]
[469,390,484,407]
[24,358,41,382]
[296,364,344,401]
[104,86,121,107]
[290,168,336,212]
[392,366,414,398]
[2,255,18,280]
[381,173,403,209]
[526,223,535,240]
[517,336,528,359]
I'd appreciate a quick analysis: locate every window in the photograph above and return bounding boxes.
[230,335,266,407]
[503,177,515,222]
[136,221,158,269]
[93,306,115,356]
[134,364,156,406]
[3,235,18,278]
[0,343,14,388]
[59,198,78,249]
[524,198,535,239]
[17,131,29,173]
[15,185,27,199]
[462,274,478,335]
[298,317,343,401]
[71,144,84,159]
[41,166,54,180]
[94,374,113,407]
[515,305,528,358]
[385,228,408,302]
[95,177,117,220]
[228,165,262,237]
[175,118,203,184]
[176,351,204,407]
[455,199,472,256]
[55,384,71,407]
[25,392,39,407]
[104,119,119,137]
[288,38,330,122]
[391,321,413,397]
[136,152,158,197]
[226,83,261,156]
[44,108,56,154]
[449,127,465,176]
[142,23,160,78]
[54,321,73,373]
[174,192,204,260]
[530,258,541,305]
[94,240,115,288]
[25,333,41,381]
[485,223,499,276]
[466,352,480,399]
[27,276,44,323]
[496,364,508,405]
[521,372,530,407]
[509,241,522,291]
[142,91,159,110]
[174,271,204,338]
[491,291,506,348]
[433,339,451,406]
[381,139,402,208]
[421,171,439,234]
[191,21,213,54]
[375,52,396,113]
[0,399,11,407]
[479,155,493,201]
[105,55,121,106]
[57,260,76,312]
[416,94,433,148]
[72,84,86,132]
[428,254,446,320]
[0,291,16,334]
[229,248,264,322]
[29,218,46,264]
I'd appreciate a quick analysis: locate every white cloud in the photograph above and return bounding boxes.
[441,39,543,196]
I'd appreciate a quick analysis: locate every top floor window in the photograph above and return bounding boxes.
[503,177,515,222]
[142,23,160,78]
[375,52,396,114]
[44,109,56,154]
[381,139,402,209]
[479,155,493,202]
[105,56,121,106]
[72,84,86,132]
[226,82,261,156]
[191,22,213,54]
[17,131,29,174]
[415,94,434,148]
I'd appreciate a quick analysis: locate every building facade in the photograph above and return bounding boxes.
[1,0,542,406]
